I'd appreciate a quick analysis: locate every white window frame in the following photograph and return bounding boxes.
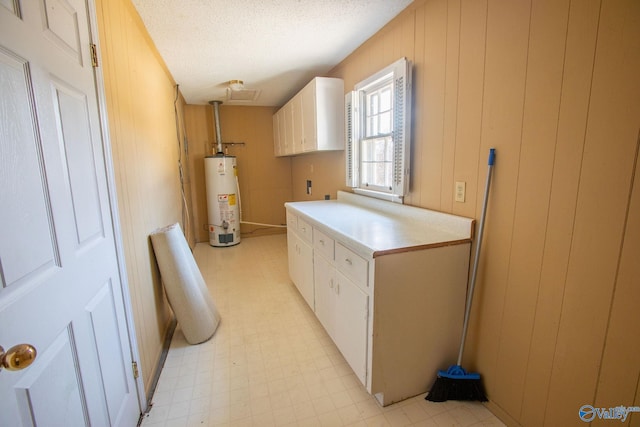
[345,57,411,203]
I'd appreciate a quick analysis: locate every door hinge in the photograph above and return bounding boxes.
[90,43,99,68]
[132,361,139,379]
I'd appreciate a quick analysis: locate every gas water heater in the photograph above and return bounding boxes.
[205,154,240,246]
[205,101,241,247]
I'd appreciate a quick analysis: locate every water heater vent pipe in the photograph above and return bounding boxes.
[209,100,223,154]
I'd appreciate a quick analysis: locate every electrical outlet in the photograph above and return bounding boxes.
[455,181,466,203]
[306,180,312,195]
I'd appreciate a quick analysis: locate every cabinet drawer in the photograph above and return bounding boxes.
[313,228,334,260]
[297,218,313,243]
[335,242,368,286]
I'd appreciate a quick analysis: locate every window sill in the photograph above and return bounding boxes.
[353,188,404,204]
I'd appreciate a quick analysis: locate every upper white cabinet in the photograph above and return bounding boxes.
[274,77,344,156]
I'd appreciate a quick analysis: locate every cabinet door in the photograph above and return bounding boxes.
[301,82,317,152]
[273,112,282,156]
[313,254,335,335]
[288,231,314,310]
[334,271,368,385]
[283,102,294,155]
[292,94,304,154]
[287,229,298,285]
[297,236,314,309]
[315,77,344,151]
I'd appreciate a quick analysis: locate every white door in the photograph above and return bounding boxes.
[0,1,140,426]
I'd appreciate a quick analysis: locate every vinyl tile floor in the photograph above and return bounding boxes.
[140,233,505,427]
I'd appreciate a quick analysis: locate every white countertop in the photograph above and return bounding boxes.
[285,191,474,258]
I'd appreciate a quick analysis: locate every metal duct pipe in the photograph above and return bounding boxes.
[209,100,223,154]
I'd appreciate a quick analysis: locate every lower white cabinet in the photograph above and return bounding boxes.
[313,253,368,385]
[286,194,472,407]
[289,212,369,389]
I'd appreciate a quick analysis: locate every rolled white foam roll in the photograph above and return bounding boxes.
[150,223,221,344]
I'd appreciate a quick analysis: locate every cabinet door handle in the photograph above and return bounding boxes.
[345,258,352,265]
[329,279,333,288]
[319,239,324,245]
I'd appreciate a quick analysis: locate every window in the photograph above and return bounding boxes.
[345,57,411,203]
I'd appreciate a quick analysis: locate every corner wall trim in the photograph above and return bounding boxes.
[138,316,177,424]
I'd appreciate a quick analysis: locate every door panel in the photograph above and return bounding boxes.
[14,328,88,426]
[85,281,131,423]
[42,0,83,64]
[0,47,59,289]
[0,0,20,17]
[0,1,139,425]
[53,80,104,245]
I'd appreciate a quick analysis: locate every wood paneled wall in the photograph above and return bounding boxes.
[292,1,640,425]
[184,105,293,243]
[96,0,187,398]
[96,0,639,422]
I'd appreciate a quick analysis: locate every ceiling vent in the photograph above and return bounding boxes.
[226,88,261,102]
[226,79,260,103]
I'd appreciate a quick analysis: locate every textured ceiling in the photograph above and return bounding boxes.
[130,0,413,106]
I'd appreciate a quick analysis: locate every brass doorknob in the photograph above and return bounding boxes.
[0,344,37,372]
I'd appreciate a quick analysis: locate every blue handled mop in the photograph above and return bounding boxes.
[426,148,495,402]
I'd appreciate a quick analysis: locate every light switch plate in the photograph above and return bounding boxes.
[455,181,466,203]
